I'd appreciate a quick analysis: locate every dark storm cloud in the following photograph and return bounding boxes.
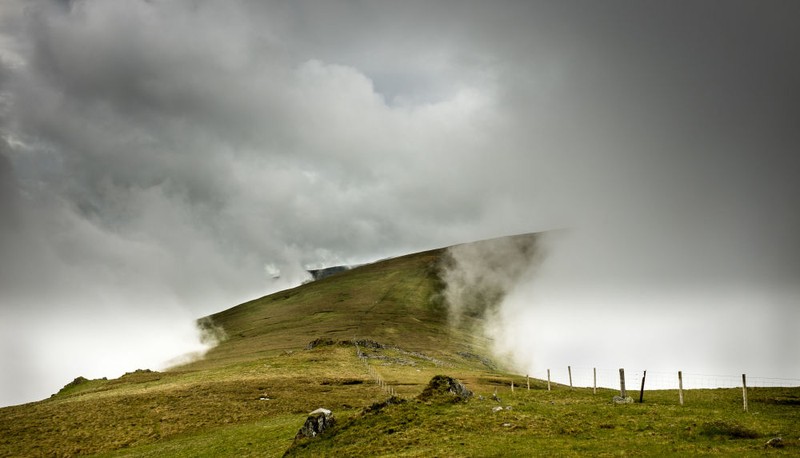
[1,0,799,404]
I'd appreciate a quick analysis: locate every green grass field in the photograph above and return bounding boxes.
[1,234,797,456]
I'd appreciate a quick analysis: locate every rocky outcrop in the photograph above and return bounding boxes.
[353,339,385,349]
[307,337,384,350]
[306,338,336,350]
[307,266,351,281]
[418,375,472,403]
[294,408,335,440]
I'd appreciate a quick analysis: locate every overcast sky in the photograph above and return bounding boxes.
[1,0,799,406]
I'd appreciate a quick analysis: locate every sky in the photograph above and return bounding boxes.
[1,0,799,406]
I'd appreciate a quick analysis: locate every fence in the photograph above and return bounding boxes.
[528,366,799,411]
[354,341,398,397]
[532,366,800,391]
[352,339,800,406]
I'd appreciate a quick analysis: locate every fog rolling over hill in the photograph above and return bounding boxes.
[193,233,541,371]
[193,235,521,369]
[443,232,800,387]
[201,229,800,389]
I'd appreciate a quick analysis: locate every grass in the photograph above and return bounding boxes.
[285,381,800,457]
[96,414,304,458]
[5,342,795,457]
[1,233,798,456]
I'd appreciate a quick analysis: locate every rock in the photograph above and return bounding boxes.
[54,376,90,397]
[307,265,350,281]
[352,339,384,349]
[612,396,634,404]
[492,406,503,412]
[294,408,335,440]
[418,375,473,403]
[765,437,784,448]
[504,406,513,411]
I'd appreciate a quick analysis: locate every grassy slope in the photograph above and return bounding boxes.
[190,245,489,369]
[1,234,798,457]
[286,384,800,457]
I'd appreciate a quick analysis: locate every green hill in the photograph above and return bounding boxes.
[1,233,798,457]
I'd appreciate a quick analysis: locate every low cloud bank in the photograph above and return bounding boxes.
[440,234,541,328]
[443,229,800,387]
[0,300,218,407]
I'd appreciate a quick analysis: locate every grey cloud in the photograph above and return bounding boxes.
[1,0,799,404]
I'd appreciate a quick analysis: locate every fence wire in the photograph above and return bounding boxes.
[529,366,800,390]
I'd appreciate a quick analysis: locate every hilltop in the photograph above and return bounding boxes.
[1,232,798,457]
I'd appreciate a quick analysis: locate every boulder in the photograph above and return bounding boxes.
[294,408,335,440]
[353,339,384,349]
[418,375,473,403]
[612,395,634,404]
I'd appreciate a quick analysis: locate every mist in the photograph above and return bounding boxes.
[2,1,799,405]
[441,234,540,327]
[486,230,800,388]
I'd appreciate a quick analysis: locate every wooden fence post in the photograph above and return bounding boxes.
[547,369,551,391]
[593,367,597,394]
[742,374,748,412]
[639,370,647,403]
[678,371,684,406]
[526,375,530,391]
[619,368,627,398]
[568,366,573,389]
[511,380,514,393]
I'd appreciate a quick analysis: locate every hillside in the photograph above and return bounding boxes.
[188,243,491,370]
[1,233,798,457]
